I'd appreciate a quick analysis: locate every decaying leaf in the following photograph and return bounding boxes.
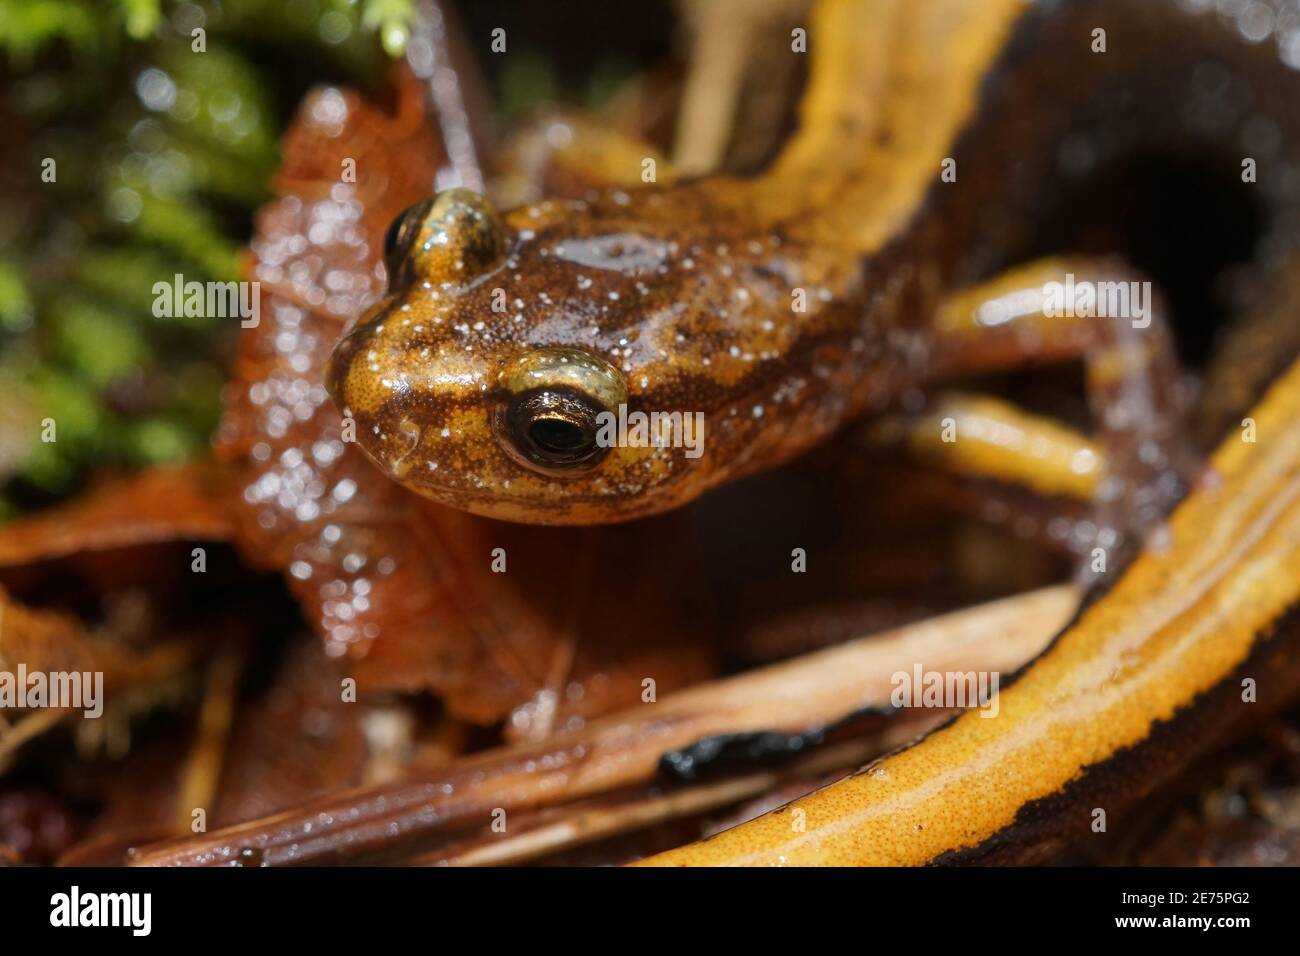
[0,464,233,569]
[0,586,200,772]
[215,69,715,726]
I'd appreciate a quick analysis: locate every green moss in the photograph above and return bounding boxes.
[52,297,150,386]
[0,259,34,332]
[0,0,415,512]
[19,368,105,489]
[0,0,104,63]
[361,0,418,57]
[118,0,163,41]
[125,415,202,464]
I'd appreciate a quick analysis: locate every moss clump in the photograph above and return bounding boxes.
[0,0,414,511]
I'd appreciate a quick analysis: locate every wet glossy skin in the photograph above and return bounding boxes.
[328,0,1300,526]
[326,0,1030,524]
[326,184,885,524]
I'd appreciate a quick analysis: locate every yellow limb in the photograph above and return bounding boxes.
[893,391,1103,501]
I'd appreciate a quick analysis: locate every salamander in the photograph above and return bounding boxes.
[327,0,1300,538]
[314,0,1300,864]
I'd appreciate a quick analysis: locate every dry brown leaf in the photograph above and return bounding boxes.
[215,70,714,725]
[0,464,233,569]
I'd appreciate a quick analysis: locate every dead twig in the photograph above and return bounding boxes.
[421,718,947,866]
[174,639,248,833]
[129,584,1078,866]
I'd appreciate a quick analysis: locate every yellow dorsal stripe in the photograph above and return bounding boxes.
[751,0,1029,253]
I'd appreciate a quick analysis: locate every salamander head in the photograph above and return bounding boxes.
[326,187,816,525]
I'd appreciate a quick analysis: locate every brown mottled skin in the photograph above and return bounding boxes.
[330,0,1300,522]
[326,184,883,524]
[327,0,1031,525]
[329,0,1300,528]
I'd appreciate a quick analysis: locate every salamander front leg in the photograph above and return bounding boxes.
[877,391,1103,502]
[928,256,1197,571]
[864,391,1103,557]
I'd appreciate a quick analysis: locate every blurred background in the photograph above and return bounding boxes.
[0,0,690,518]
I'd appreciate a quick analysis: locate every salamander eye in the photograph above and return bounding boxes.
[383,199,433,285]
[505,388,606,469]
[494,347,629,474]
[383,188,506,291]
